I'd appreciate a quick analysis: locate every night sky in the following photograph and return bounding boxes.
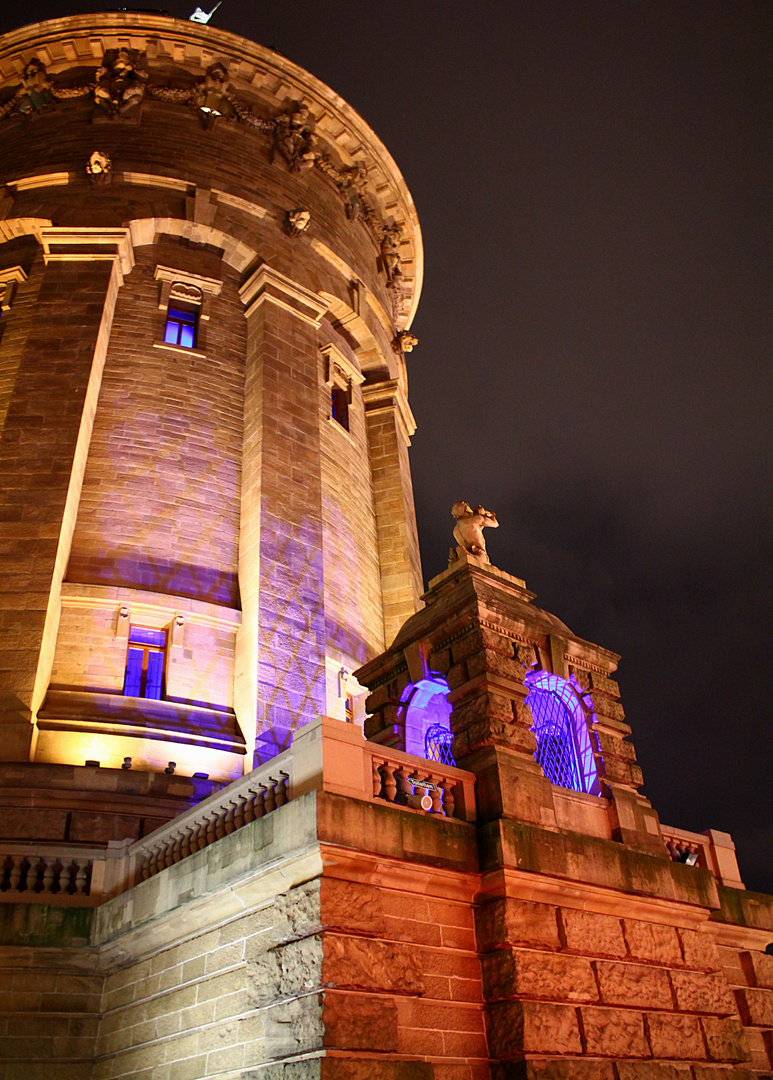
[2,2,771,892]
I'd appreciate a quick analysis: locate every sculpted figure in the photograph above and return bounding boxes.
[94,48,147,115]
[193,63,234,126]
[451,501,499,562]
[19,59,52,114]
[275,103,316,171]
[395,330,418,353]
[343,163,368,221]
[286,209,311,236]
[380,224,402,282]
[86,150,112,184]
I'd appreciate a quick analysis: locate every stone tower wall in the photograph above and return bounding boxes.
[0,13,424,781]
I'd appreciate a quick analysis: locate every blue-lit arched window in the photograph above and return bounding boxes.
[524,670,600,795]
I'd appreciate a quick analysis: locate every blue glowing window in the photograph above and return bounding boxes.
[525,670,601,795]
[164,308,196,349]
[124,626,166,700]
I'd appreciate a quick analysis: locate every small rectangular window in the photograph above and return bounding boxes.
[331,386,350,432]
[124,626,166,700]
[164,308,197,349]
[345,692,354,723]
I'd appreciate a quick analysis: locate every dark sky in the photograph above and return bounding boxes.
[2,2,771,892]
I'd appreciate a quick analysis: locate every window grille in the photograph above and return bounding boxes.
[527,685,582,791]
[424,723,455,767]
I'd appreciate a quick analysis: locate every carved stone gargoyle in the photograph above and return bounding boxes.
[450,501,499,564]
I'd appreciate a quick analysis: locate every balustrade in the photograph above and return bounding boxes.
[369,752,466,820]
[138,767,291,881]
[0,853,92,896]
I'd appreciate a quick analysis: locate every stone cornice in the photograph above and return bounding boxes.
[361,378,417,441]
[0,13,423,328]
[39,225,134,281]
[239,263,330,327]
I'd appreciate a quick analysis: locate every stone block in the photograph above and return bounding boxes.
[701,1016,751,1062]
[645,1011,706,1059]
[491,1063,615,1080]
[476,899,561,952]
[319,879,384,936]
[323,989,399,1049]
[734,986,773,1027]
[247,936,322,1007]
[669,970,736,1015]
[482,948,597,1003]
[678,929,721,971]
[580,1005,649,1057]
[740,949,773,989]
[560,909,626,957]
[595,960,673,1009]
[273,880,322,944]
[319,1059,433,1080]
[615,1066,692,1080]
[485,1000,582,1056]
[692,1069,756,1080]
[322,934,423,995]
[261,993,324,1056]
[623,919,682,964]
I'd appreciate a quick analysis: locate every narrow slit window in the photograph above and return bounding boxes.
[164,308,197,349]
[124,626,166,700]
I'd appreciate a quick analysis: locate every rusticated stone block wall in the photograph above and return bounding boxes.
[477,896,758,1078]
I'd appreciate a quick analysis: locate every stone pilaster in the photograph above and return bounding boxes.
[237,266,330,763]
[362,379,423,645]
[0,227,133,759]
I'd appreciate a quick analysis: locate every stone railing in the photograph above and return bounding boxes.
[661,825,744,889]
[0,848,95,902]
[0,716,477,906]
[134,748,292,882]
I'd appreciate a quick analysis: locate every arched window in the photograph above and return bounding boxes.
[524,670,600,795]
[400,676,454,764]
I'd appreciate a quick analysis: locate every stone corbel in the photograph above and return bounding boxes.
[0,266,27,312]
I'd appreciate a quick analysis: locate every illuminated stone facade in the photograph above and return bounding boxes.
[1,13,772,1080]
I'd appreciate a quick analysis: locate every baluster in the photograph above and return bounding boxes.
[206,813,217,846]
[223,804,235,834]
[42,857,56,894]
[275,771,289,806]
[254,787,267,817]
[441,780,456,819]
[181,829,192,859]
[428,776,443,814]
[396,766,412,805]
[264,781,277,814]
[164,841,175,868]
[61,860,76,893]
[75,859,89,895]
[372,758,383,798]
[28,856,44,892]
[9,856,23,891]
[215,808,227,840]
[171,835,184,864]
[197,819,209,850]
[380,763,397,803]
[244,791,257,823]
[148,846,161,877]
[234,798,245,830]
